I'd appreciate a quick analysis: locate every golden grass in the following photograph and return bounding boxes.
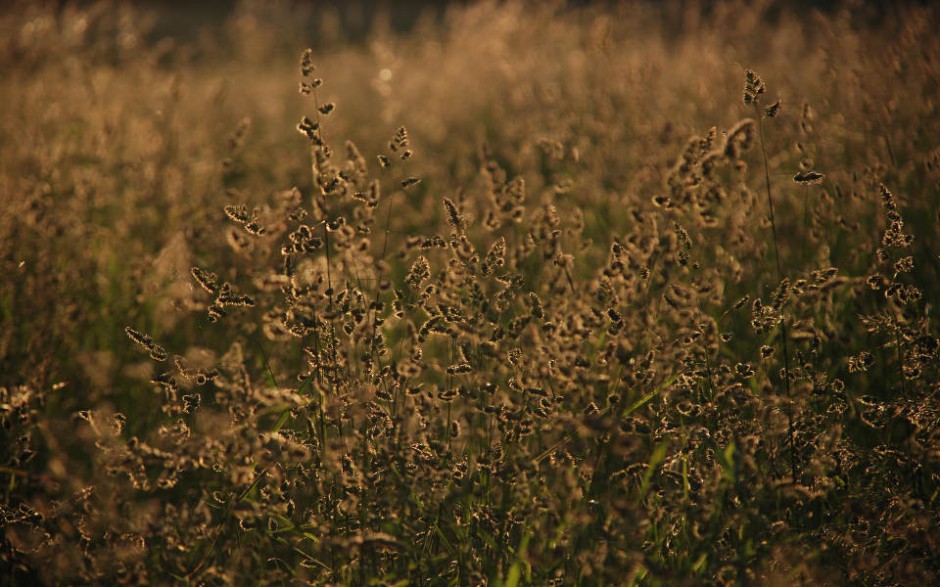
[1,1,938,584]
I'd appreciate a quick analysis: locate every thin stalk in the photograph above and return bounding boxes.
[367,184,397,373]
[801,184,810,267]
[894,324,908,396]
[304,58,340,396]
[755,106,798,485]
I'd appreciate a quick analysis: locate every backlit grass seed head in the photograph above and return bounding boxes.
[224,204,250,225]
[887,283,922,305]
[652,194,673,209]
[507,348,523,367]
[481,237,506,275]
[325,217,346,232]
[299,80,321,95]
[300,48,314,77]
[765,99,782,117]
[217,291,255,308]
[390,126,412,160]
[793,170,824,184]
[296,116,320,141]
[750,297,783,332]
[607,308,622,324]
[880,183,900,215]
[893,255,914,275]
[243,220,266,236]
[771,277,791,310]
[446,363,473,375]
[191,267,220,294]
[879,184,914,248]
[674,223,692,266]
[848,351,875,373]
[438,388,458,402]
[406,256,431,288]
[867,274,887,290]
[125,326,150,348]
[207,302,227,324]
[443,197,465,234]
[223,202,266,236]
[125,327,168,361]
[743,69,765,105]
[811,267,839,285]
[529,292,544,319]
[735,362,755,378]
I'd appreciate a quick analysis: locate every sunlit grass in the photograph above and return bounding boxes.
[1,1,938,584]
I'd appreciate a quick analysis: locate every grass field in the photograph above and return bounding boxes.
[1,1,938,584]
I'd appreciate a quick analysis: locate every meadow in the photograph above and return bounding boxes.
[1,1,938,584]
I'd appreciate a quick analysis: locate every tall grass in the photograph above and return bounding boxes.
[2,1,938,585]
